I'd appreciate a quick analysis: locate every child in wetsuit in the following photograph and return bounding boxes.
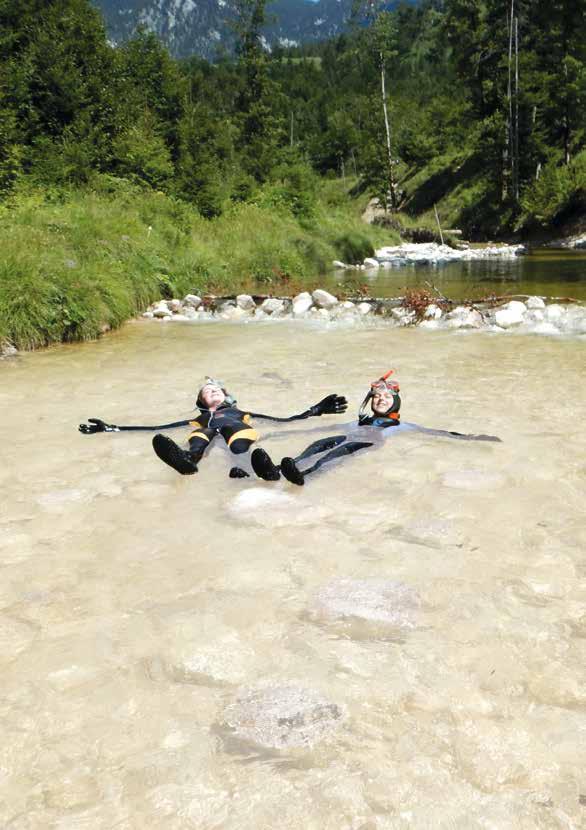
[251,371,501,486]
[78,378,348,476]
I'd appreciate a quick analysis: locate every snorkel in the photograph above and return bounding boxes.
[358,370,401,423]
[196,377,237,411]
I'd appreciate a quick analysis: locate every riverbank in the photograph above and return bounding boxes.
[0,178,394,351]
[139,288,586,339]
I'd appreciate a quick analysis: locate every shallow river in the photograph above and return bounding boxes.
[1,320,585,828]
[328,247,586,302]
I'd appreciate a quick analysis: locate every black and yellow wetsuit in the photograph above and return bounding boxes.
[187,404,261,459]
[78,393,348,476]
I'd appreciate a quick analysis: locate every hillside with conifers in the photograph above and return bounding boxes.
[1,0,585,348]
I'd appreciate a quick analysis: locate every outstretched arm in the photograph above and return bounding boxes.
[248,394,348,423]
[78,417,192,434]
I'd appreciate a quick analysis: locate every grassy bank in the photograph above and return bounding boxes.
[0,177,396,350]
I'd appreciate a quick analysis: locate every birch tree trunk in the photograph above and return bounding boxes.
[380,51,397,211]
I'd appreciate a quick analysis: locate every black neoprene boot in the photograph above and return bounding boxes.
[251,448,281,481]
[152,434,199,475]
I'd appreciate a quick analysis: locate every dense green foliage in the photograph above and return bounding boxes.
[0,177,391,349]
[0,0,585,348]
[1,0,584,229]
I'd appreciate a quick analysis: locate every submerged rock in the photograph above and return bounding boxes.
[222,684,344,749]
[309,578,420,634]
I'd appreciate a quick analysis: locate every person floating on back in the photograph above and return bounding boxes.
[251,370,501,486]
[78,378,347,477]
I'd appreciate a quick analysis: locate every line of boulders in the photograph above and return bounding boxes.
[333,241,526,271]
[142,290,586,335]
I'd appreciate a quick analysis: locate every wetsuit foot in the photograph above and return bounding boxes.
[281,457,305,486]
[251,448,281,481]
[152,434,198,475]
[229,466,250,478]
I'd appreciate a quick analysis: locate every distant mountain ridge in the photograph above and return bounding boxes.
[94,0,415,60]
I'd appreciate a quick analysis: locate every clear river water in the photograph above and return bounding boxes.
[1,281,586,827]
[327,247,586,302]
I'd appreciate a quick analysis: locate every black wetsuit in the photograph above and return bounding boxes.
[79,394,347,475]
[255,415,501,485]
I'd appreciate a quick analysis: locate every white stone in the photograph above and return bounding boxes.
[152,302,172,319]
[168,298,182,312]
[220,305,247,321]
[340,301,355,309]
[418,319,440,329]
[169,314,189,322]
[495,300,526,328]
[236,294,256,311]
[526,309,544,323]
[292,292,313,315]
[544,303,564,322]
[254,308,267,320]
[424,303,443,320]
[357,302,372,315]
[183,294,202,307]
[363,257,379,268]
[260,298,285,316]
[448,308,483,329]
[222,685,343,749]
[183,307,197,319]
[332,260,347,269]
[142,311,154,318]
[312,289,338,309]
[526,295,546,309]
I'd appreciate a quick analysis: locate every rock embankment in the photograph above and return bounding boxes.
[333,242,526,270]
[142,290,586,337]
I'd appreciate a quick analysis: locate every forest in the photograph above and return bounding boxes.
[0,0,585,347]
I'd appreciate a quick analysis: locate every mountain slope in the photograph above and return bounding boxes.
[94,0,413,59]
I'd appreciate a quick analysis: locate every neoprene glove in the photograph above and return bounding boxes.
[309,394,348,416]
[78,418,119,434]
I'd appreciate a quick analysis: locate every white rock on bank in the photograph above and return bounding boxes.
[544,303,565,322]
[424,303,443,320]
[447,307,483,329]
[220,305,248,321]
[152,302,172,319]
[168,298,183,312]
[495,300,527,328]
[236,294,256,311]
[526,295,546,309]
[312,289,338,309]
[292,292,313,315]
[332,260,347,269]
[357,302,372,315]
[183,294,202,307]
[222,684,344,749]
[363,257,379,269]
[261,298,285,316]
[142,311,154,319]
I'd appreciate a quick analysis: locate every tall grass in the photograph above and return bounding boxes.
[0,177,396,350]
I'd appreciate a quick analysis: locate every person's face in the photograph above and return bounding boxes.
[200,384,226,409]
[371,388,396,415]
